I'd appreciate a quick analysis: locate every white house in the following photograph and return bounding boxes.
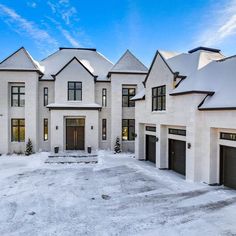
[133,47,236,189]
[0,47,147,154]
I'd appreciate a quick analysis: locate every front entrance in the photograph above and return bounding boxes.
[66,118,85,150]
[146,135,156,163]
[169,139,186,175]
[220,145,236,189]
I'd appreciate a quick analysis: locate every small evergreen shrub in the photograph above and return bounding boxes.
[25,138,33,156]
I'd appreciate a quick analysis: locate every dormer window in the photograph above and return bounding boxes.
[152,85,166,111]
[68,82,82,101]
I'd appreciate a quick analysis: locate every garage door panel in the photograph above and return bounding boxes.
[169,139,186,176]
[146,135,156,164]
[221,146,236,189]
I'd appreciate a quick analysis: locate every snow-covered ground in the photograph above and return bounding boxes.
[0,151,236,236]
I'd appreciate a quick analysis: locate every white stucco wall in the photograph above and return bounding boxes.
[0,71,39,154]
[110,73,146,152]
[50,109,99,152]
[95,82,111,150]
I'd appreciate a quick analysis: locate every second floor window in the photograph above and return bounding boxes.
[122,88,135,107]
[152,85,166,111]
[11,86,25,107]
[44,87,48,106]
[11,119,25,142]
[68,82,82,101]
[102,88,107,107]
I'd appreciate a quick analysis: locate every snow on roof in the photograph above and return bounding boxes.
[159,50,181,60]
[171,55,236,109]
[162,50,224,77]
[131,89,145,101]
[110,50,148,73]
[40,48,113,81]
[47,103,101,109]
[0,47,44,73]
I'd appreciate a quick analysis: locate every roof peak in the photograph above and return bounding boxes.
[188,46,221,54]
[110,49,148,73]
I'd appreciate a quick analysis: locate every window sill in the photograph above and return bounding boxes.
[152,110,166,114]
[122,140,135,142]
[67,100,82,102]
[11,141,25,143]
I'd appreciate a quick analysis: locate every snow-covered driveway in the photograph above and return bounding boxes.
[0,151,236,236]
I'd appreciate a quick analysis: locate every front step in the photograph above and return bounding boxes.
[45,156,98,164]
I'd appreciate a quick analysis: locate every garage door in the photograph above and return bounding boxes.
[146,135,156,164]
[220,145,236,189]
[169,139,186,175]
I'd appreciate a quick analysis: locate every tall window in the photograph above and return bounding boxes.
[11,119,25,142]
[68,82,82,101]
[44,119,48,141]
[122,119,135,141]
[11,86,25,107]
[44,87,48,106]
[102,119,107,140]
[152,85,166,111]
[102,88,107,107]
[122,88,136,107]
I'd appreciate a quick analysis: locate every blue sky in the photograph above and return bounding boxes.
[0,0,235,66]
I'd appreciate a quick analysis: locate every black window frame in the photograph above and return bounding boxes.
[44,87,48,106]
[11,119,25,142]
[168,128,186,136]
[102,119,107,140]
[220,132,236,141]
[122,119,135,141]
[11,86,25,107]
[102,88,107,107]
[68,81,82,101]
[44,119,48,141]
[122,88,136,107]
[152,85,166,111]
[146,126,156,132]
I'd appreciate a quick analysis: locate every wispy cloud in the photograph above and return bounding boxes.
[27,1,37,8]
[60,29,80,47]
[47,0,78,25]
[196,0,236,46]
[46,17,80,47]
[0,3,58,52]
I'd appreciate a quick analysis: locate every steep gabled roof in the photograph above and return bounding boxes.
[52,57,97,79]
[0,47,43,74]
[40,48,113,81]
[109,50,148,75]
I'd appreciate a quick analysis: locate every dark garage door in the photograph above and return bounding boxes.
[169,139,186,175]
[146,135,156,164]
[220,145,236,189]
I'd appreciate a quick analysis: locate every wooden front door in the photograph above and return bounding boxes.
[66,119,85,150]
[169,139,186,176]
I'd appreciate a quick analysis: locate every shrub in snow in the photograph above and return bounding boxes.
[25,139,33,156]
[114,137,121,154]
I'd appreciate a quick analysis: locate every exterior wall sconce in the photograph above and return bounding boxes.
[56,126,58,130]
[187,143,191,149]
[155,137,159,142]
[134,133,137,138]
[91,126,93,130]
